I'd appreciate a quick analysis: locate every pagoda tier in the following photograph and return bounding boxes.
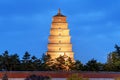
[46,9,74,60]
[49,36,71,43]
[50,29,70,36]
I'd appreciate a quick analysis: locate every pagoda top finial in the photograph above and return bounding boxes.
[58,8,61,15]
[54,9,65,17]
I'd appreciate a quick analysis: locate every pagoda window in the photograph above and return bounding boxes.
[59,48,61,51]
[59,33,61,36]
[59,40,61,43]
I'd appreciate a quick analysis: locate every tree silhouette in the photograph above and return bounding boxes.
[74,60,83,70]
[84,58,102,71]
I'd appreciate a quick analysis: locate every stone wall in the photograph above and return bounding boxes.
[0,71,120,80]
[0,78,116,80]
[89,78,114,80]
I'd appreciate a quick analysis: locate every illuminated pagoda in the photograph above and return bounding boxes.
[46,9,74,60]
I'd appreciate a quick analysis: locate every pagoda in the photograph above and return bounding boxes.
[46,9,74,60]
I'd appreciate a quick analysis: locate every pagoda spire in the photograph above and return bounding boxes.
[58,8,61,15]
[54,9,65,17]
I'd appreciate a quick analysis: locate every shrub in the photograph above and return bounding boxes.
[66,73,89,80]
[115,77,120,80]
[25,74,51,80]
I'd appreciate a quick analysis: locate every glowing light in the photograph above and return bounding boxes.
[46,9,74,61]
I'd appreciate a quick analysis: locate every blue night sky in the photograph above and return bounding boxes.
[0,0,120,63]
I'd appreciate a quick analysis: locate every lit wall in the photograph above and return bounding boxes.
[47,10,74,60]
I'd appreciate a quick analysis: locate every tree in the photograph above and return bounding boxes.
[115,44,120,55]
[50,55,75,71]
[0,51,21,71]
[9,54,20,71]
[21,51,32,71]
[74,60,83,71]
[41,54,75,71]
[55,55,66,70]
[108,44,120,63]
[103,63,114,71]
[21,52,43,71]
[31,56,41,70]
[40,54,55,71]
[2,51,9,71]
[105,44,120,71]
[114,61,120,71]
[22,51,31,63]
[84,59,102,71]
